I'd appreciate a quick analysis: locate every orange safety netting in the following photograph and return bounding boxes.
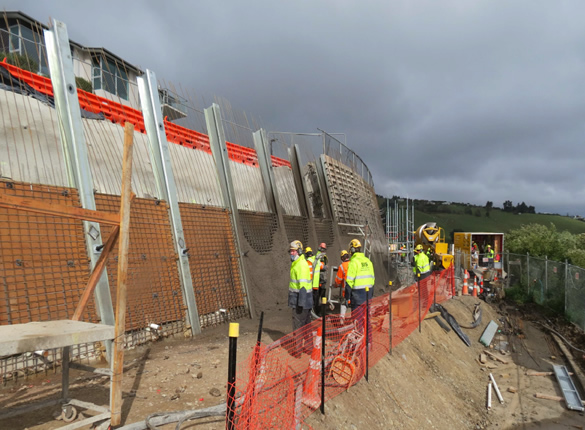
[227,266,455,429]
[0,60,291,169]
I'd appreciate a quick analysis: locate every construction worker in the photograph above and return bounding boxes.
[412,244,431,280]
[305,246,315,277]
[346,239,375,345]
[312,243,328,315]
[471,242,479,269]
[334,250,350,289]
[486,245,495,268]
[288,240,313,357]
[399,244,406,263]
[346,239,375,310]
[288,241,313,324]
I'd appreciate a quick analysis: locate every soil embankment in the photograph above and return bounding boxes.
[1,296,584,429]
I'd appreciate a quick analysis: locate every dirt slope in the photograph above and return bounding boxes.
[1,296,584,429]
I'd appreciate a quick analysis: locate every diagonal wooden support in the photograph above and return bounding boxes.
[72,226,121,321]
[0,193,120,225]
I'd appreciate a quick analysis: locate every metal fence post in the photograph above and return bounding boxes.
[565,260,568,315]
[137,69,201,335]
[506,250,510,288]
[527,252,530,293]
[205,103,254,317]
[545,256,548,294]
[44,20,115,357]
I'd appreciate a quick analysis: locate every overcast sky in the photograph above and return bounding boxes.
[7,1,585,216]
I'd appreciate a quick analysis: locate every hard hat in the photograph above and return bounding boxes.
[305,246,313,253]
[289,240,303,251]
[319,242,327,250]
[349,239,362,249]
[487,244,491,248]
[340,250,349,258]
[415,244,424,251]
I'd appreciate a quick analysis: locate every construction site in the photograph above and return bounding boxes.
[2,11,585,430]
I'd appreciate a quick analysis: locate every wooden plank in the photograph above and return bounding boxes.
[72,225,120,321]
[484,350,509,364]
[0,320,115,354]
[0,193,120,225]
[110,122,134,427]
[535,392,585,405]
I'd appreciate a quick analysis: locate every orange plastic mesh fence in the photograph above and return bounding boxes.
[228,266,455,429]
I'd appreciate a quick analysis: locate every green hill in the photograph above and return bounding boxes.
[378,198,585,242]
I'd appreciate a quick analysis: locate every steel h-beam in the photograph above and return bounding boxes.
[205,103,254,317]
[44,20,115,358]
[289,144,318,244]
[137,70,201,335]
[253,129,285,228]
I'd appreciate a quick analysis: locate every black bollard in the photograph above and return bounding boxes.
[388,281,393,355]
[226,323,239,430]
[366,286,370,382]
[418,273,421,333]
[320,296,326,415]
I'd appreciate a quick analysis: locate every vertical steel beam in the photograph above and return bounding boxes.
[44,21,115,352]
[137,70,201,335]
[205,103,254,317]
[315,155,334,220]
[253,129,284,228]
[289,144,318,244]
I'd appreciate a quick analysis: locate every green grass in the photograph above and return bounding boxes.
[411,206,585,241]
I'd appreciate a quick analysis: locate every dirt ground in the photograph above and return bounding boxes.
[1,295,585,430]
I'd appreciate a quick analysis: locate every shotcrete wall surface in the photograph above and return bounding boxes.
[0,70,391,346]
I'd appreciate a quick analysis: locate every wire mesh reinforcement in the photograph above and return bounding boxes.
[227,266,455,429]
[179,202,247,326]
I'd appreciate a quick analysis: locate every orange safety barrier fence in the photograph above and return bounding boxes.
[228,266,455,429]
[0,60,291,169]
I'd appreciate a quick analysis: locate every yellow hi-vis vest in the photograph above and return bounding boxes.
[346,252,375,290]
[413,252,430,274]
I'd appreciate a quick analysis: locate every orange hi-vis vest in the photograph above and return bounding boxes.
[335,261,349,288]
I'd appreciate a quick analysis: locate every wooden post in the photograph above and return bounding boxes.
[110,123,134,426]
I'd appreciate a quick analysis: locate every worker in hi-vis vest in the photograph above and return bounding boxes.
[345,239,375,310]
[335,249,351,316]
[412,244,431,280]
[288,240,313,357]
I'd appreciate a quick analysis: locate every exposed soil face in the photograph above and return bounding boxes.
[1,296,585,430]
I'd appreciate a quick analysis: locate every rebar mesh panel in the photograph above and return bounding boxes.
[239,211,278,255]
[179,203,247,327]
[168,142,223,206]
[0,181,94,325]
[322,155,386,252]
[283,215,310,248]
[273,165,301,216]
[313,218,335,248]
[94,194,185,333]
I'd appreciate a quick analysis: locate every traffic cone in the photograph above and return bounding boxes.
[472,277,478,297]
[462,270,469,295]
[302,326,321,409]
[480,276,484,294]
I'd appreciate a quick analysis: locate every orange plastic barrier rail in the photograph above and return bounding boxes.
[0,60,291,168]
[229,266,455,429]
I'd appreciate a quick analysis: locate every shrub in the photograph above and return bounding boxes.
[75,76,93,93]
[0,52,39,73]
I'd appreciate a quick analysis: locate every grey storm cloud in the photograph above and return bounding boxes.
[6,0,585,216]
